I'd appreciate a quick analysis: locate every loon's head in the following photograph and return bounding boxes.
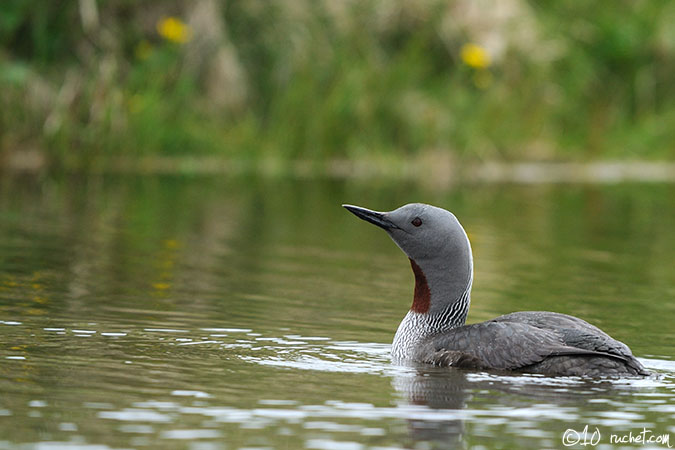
[343,203,473,315]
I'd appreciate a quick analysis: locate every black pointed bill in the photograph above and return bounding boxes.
[342,204,400,231]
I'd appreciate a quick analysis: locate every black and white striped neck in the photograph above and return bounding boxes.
[392,281,472,362]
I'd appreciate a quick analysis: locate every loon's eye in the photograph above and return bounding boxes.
[411,217,422,227]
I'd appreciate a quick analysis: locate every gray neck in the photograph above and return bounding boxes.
[423,252,473,315]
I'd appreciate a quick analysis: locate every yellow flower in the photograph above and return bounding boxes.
[152,282,171,290]
[460,43,490,69]
[164,239,180,249]
[157,16,193,44]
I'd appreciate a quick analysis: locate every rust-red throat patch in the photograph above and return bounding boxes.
[409,259,431,313]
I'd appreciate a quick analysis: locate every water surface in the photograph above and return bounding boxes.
[0,175,674,449]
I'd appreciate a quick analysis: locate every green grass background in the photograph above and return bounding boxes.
[1,0,674,171]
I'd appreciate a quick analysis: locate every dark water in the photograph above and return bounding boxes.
[0,174,673,450]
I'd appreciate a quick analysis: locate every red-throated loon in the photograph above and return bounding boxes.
[343,203,649,377]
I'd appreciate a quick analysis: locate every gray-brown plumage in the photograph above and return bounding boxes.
[343,203,650,378]
[417,312,648,376]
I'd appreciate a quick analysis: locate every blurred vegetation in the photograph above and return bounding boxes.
[1,0,674,171]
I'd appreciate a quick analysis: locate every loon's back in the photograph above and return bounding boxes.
[414,311,649,377]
